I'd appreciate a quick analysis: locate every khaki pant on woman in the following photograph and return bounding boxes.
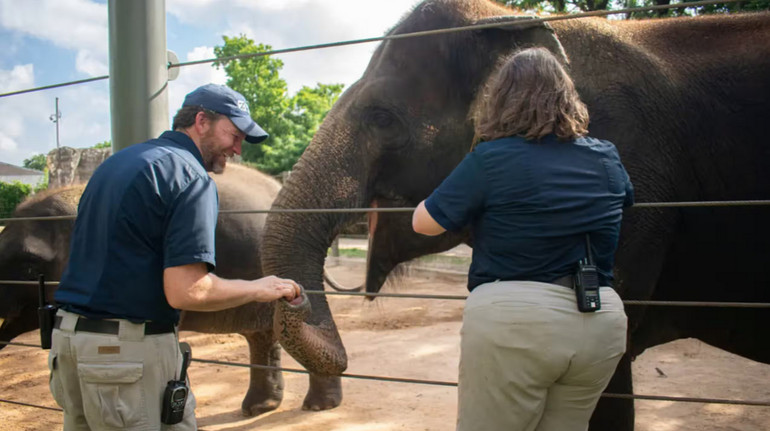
[457,281,627,431]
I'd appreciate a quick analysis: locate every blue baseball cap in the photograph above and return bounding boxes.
[182,84,269,144]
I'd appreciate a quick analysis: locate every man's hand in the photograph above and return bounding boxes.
[164,263,303,311]
[252,276,302,303]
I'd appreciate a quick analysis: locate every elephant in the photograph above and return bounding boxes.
[0,163,330,416]
[261,0,770,429]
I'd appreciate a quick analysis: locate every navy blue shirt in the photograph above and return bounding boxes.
[55,131,218,325]
[425,135,633,291]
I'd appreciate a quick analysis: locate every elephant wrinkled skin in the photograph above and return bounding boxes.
[0,163,338,416]
[262,1,770,429]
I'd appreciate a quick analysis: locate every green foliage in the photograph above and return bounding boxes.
[214,35,343,174]
[93,140,112,149]
[0,181,33,220]
[492,0,769,17]
[23,154,46,171]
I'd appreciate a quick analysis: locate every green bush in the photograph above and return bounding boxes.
[0,181,34,220]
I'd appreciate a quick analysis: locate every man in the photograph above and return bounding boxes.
[48,84,301,430]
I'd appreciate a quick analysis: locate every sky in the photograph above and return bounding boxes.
[0,0,421,168]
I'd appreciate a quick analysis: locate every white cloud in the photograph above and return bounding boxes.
[167,0,419,93]
[75,50,109,77]
[0,64,34,93]
[0,0,422,166]
[0,132,19,152]
[0,0,108,76]
[0,62,110,167]
[0,64,49,165]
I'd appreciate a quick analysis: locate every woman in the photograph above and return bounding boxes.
[412,47,634,431]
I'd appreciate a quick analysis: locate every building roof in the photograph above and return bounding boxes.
[0,161,44,176]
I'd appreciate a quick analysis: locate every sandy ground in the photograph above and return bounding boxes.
[1,259,769,430]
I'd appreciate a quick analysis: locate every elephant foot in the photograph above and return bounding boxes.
[241,375,285,417]
[302,374,342,411]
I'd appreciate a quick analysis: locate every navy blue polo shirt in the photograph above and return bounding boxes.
[425,135,633,291]
[55,131,218,325]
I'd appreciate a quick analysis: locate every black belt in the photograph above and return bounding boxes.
[54,315,175,336]
[550,275,574,289]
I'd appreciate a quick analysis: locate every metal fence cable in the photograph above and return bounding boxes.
[171,0,743,70]
[0,0,743,100]
[0,75,108,99]
[311,291,770,308]
[0,398,62,412]
[2,342,769,407]
[3,199,770,224]
[0,340,44,348]
[181,358,770,406]
[2,281,770,308]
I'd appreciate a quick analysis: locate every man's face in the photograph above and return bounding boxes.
[198,115,246,174]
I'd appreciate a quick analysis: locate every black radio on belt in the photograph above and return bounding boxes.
[574,234,601,313]
[161,349,191,425]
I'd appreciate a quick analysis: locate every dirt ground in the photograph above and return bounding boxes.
[1,259,768,430]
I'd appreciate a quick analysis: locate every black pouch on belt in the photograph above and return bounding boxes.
[37,275,57,350]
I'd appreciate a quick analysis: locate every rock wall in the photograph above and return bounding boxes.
[47,147,111,189]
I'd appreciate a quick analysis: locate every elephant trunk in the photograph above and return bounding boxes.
[262,119,363,375]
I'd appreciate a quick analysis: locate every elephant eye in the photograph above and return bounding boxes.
[371,111,393,128]
[365,108,398,129]
[362,106,409,149]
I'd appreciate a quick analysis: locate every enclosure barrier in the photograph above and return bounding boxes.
[2,198,770,413]
[0,0,767,423]
[2,337,770,414]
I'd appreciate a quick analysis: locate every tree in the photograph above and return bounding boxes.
[214,35,343,174]
[0,181,33,219]
[257,83,344,174]
[214,35,294,167]
[22,154,46,171]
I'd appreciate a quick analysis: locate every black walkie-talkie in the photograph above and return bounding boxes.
[574,234,601,312]
[161,349,191,425]
[37,274,57,350]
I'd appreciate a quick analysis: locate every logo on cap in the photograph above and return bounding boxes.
[237,100,250,114]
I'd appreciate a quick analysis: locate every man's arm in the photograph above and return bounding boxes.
[163,263,301,311]
[412,200,447,236]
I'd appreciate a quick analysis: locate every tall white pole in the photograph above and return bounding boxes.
[51,97,60,150]
[108,0,169,152]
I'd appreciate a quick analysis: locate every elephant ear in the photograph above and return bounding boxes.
[445,15,569,102]
[472,15,569,66]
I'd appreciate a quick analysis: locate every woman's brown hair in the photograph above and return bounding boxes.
[474,47,589,143]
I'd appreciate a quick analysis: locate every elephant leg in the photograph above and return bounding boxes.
[589,352,634,430]
[240,330,284,417]
[303,374,343,411]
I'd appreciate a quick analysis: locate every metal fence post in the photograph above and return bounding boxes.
[108,0,169,152]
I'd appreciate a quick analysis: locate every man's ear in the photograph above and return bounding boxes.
[193,111,210,135]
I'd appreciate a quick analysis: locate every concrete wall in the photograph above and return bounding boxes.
[47,147,112,189]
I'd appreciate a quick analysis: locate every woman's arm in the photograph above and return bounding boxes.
[412,200,447,236]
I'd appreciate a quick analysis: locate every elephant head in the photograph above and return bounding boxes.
[0,187,80,348]
[262,0,568,372]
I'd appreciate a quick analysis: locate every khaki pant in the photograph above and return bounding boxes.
[48,310,196,431]
[457,281,627,431]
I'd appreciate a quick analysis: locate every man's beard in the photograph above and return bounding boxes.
[200,135,228,173]
[210,154,227,174]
